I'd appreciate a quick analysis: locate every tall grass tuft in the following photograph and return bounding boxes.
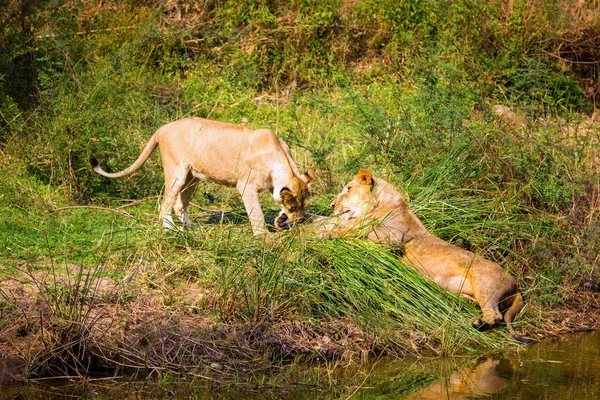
[214,232,515,356]
[299,238,513,354]
[20,260,106,378]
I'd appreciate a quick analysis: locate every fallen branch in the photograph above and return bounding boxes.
[117,196,160,209]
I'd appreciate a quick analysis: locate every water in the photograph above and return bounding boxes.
[363,330,600,399]
[1,331,599,399]
[360,330,600,399]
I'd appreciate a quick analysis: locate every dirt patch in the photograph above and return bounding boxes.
[544,291,600,336]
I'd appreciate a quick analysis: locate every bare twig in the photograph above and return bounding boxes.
[35,25,137,40]
[538,49,600,65]
[116,196,160,209]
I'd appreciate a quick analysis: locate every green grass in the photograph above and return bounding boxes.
[0,0,598,383]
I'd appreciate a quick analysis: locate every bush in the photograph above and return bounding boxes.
[502,58,593,116]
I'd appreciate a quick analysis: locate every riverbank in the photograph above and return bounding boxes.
[1,234,598,385]
[4,329,600,399]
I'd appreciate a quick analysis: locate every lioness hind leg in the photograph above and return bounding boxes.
[160,165,191,230]
[473,306,503,330]
[174,175,199,229]
[469,271,505,328]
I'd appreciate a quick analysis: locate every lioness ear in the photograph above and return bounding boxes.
[279,187,293,200]
[300,169,316,186]
[355,169,374,187]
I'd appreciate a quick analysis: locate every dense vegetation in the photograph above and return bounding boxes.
[1,0,598,385]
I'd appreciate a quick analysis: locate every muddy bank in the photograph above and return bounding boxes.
[1,269,599,384]
[0,271,382,383]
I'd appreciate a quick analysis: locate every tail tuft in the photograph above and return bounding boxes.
[89,154,99,169]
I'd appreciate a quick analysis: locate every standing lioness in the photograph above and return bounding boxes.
[90,117,315,236]
[282,169,534,343]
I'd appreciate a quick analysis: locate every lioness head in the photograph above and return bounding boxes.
[274,170,316,230]
[330,169,377,220]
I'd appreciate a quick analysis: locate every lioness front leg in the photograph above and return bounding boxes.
[237,183,267,236]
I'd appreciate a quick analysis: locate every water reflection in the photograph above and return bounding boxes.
[339,330,600,399]
[393,330,600,399]
[402,356,515,399]
[494,330,600,400]
[1,331,599,399]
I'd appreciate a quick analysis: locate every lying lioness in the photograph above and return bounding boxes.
[90,117,315,236]
[279,169,534,343]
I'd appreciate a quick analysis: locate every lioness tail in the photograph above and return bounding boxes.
[90,133,159,179]
[504,292,536,344]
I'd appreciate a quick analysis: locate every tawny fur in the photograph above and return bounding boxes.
[90,117,315,235]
